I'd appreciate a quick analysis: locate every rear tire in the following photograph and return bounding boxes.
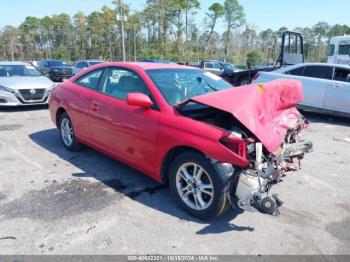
[169,151,229,220]
[58,112,81,151]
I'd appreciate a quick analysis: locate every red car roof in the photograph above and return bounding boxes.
[99,62,195,70]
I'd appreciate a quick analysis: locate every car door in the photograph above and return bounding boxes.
[68,68,104,142]
[323,66,350,114]
[285,65,333,109]
[88,67,160,173]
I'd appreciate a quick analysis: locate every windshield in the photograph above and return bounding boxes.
[48,60,65,67]
[0,65,41,77]
[147,69,232,106]
[222,63,234,71]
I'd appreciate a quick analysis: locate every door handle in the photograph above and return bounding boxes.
[331,83,341,88]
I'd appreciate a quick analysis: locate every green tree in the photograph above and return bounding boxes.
[246,50,263,68]
[1,26,21,61]
[327,24,350,38]
[73,11,87,59]
[258,29,274,61]
[205,2,224,50]
[313,21,330,61]
[179,0,200,44]
[224,0,245,56]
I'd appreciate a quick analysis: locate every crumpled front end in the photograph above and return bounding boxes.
[227,114,313,216]
[179,79,313,216]
[188,79,307,153]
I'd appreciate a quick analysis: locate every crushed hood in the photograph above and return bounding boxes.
[181,79,304,152]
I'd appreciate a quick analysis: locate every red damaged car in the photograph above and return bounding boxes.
[49,62,312,219]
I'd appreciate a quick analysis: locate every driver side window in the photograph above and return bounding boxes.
[100,68,149,100]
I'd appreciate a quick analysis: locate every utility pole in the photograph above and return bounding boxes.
[117,0,126,62]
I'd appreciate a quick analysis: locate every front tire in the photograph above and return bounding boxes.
[169,151,229,220]
[59,112,81,151]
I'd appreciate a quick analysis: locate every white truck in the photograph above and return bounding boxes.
[328,35,350,65]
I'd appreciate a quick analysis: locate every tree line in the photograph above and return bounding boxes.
[0,0,349,67]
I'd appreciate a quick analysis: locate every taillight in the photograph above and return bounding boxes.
[252,72,260,80]
[220,134,247,159]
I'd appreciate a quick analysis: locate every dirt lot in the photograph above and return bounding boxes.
[0,106,349,255]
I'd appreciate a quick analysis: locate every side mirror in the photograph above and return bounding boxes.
[347,74,350,82]
[127,93,153,108]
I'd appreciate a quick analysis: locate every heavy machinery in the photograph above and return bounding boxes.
[224,31,304,86]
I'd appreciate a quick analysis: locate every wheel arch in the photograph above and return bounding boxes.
[160,145,205,185]
[55,107,67,127]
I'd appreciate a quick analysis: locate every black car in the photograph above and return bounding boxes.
[199,60,236,80]
[38,60,73,82]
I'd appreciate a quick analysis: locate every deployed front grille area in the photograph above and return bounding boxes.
[19,89,46,101]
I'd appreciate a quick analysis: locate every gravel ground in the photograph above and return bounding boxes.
[0,105,349,255]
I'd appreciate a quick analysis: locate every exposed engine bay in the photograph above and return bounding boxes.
[179,103,313,216]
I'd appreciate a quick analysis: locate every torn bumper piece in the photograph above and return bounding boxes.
[225,140,313,216]
[277,140,313,171]
[283,141,313,158]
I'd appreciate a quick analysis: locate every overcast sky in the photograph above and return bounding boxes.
[0,0,349,32]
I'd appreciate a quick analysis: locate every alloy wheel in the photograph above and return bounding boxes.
[175,162,214,210]
[60,118,73,147]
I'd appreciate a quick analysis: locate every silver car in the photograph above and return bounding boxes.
[0,62,55,107]
[72,60,103,75]
[253,63,350,117]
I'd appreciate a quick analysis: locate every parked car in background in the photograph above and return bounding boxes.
[49,62,312,219]
[253,63,350,117]
[0,62,54,106]
[200,60,238,83]
[38,59,73,82]
[73,60,103,75]
[139,59,176,64]
[25,61,39,68]
[227,31,304,86]
[221,62,236,73]
[327,35,350,66]
[200,60,234,75]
